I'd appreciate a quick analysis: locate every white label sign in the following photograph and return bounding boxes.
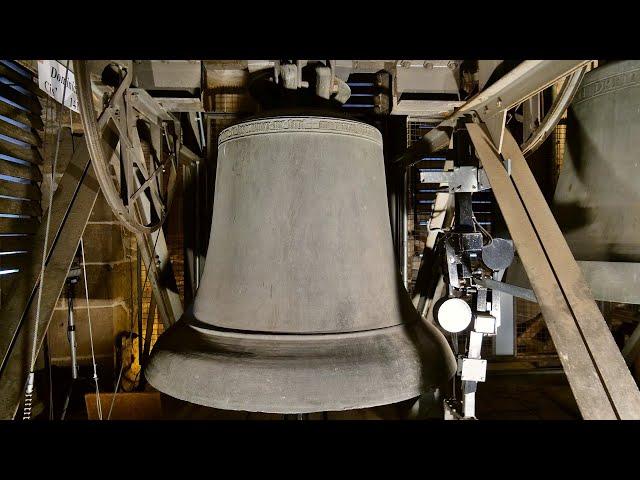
[37,60,79,112]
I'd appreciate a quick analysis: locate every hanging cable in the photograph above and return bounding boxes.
[23,61,71,420]
[80,237,102,420]
[107,230,160,420]
[43,95,53,420]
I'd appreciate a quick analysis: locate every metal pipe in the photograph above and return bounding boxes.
[66,282,78,380]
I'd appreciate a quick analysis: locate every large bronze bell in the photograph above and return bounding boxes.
[553,60,640,262]
[146,115,456,413]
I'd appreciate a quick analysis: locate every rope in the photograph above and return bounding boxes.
[80,237,102,420]
[23,61,71,420]
[43,95,53,420]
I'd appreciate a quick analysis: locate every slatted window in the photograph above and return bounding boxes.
[0,60,43,289]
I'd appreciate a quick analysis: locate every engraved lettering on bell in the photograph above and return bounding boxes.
[218,116,382,145]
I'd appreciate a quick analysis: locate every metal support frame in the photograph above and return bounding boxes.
[101,120,182,329]
[468,121,640,419]
[396,60,591,170]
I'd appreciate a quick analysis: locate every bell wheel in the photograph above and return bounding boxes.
[75,60,180,234]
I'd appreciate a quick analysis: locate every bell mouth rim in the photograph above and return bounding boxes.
[188,315,425,341]
[145,316,457,414]
[217,115,383,147]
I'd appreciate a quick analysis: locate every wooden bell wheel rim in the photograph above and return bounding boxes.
[75,60,180,234]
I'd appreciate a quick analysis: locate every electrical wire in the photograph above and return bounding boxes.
[473,216,493,245]
[23,61,71,420]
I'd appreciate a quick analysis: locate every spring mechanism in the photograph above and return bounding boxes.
[22,372,35,420]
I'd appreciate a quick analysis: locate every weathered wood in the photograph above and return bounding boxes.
[0,139,43,165]
[0,158,42,182]
[468,122,619,419]
[0,197,41,217]
[0,119,42,147]
[502,129,640,419]
[0,64,45,98]
[0,181,40,201]
[0,101,44,130]
[0,142,99,419]
[0,84,42,115]
[0,253,26,271]
[0,235,33,253]
[85,392,162,420]
[0,217,38,234]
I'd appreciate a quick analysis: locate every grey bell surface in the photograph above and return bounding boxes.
[146,115,456,413]
[553,60,640,262]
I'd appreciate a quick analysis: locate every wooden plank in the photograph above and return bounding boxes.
[0,142,100,419]
[0,119,42,147]
[0,217,38,234]
[502,129,640,419]
[0,84,42,115]
[0,235,33,253]
[0,138,43,165]
[0,253,27,271]
[0,197,41,216]
[0,101,43,130]
[467,122,618,419]
[0,158,42,182]
[0,181,40,201]
[85,392,162,420]
[0,64,46,99]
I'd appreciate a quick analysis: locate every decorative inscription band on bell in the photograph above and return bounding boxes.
[218,116,383,146]
[573,66,640,105]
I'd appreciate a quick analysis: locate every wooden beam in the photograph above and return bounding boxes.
[502,129,640,419]
[468,122,640,419]
[0,142,100,419]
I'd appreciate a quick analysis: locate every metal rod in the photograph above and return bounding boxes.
[66,282,78,380]
[475,277,537,303]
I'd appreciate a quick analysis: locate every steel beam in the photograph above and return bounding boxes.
[468,122,640,419]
